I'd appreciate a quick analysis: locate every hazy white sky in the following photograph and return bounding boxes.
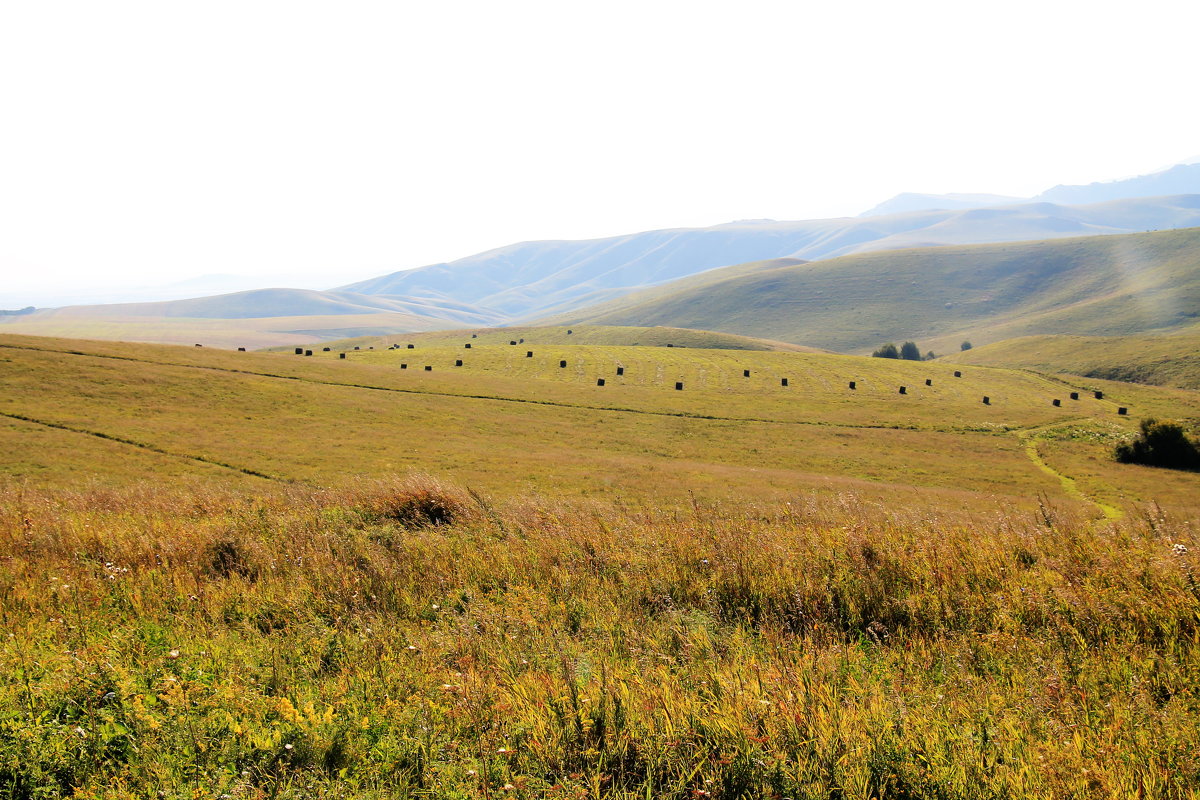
[2,0,1198,305]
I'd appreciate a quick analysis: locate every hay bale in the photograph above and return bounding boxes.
[781,378,789,387]
[455,359,463,366]
[340,353,346,359]
[1070,392,1079,400]
[354,346,360,350]
[305,350,313,356]
[519,338,524,343]
[675,381,683,390]
[1094,390,1104,399]
[238,347,246,352]
[526,351,533,357]
[1118,407,1128,415]
[597,378,605,386]
[616,366,624,376]
[560,360,567,368]
[472,334,477,338]
[400,364,407,369]
[323,347,331,351]
[465,343,471,348]
[954,371,962,378]
[424,366,432,371]
[194,343,202,347]
[567,329,573,335]
[407,344,414,349]
[295,347,304,355]
[898,386,906,394]
[1052,398,1061,407]
[982,396,990,405]
[744,369,751,377]
[510,341,516,345]
[848,381,856,390]
[925,378,932,386]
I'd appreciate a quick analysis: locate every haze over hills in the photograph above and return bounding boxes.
[10,162,1200,350]
[862,161,1200,216]
[554,226,1200,355]
[0,288,511,349]
[340,194,1200,320]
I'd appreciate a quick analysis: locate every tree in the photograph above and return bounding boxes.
[960,341,972,351]
[872,343,899,359]
[1114,418,1200,471]
[899,341,921,361]
[924,350,936,361]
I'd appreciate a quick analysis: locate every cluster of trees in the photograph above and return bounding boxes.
[1114,418,1200,471]
[872,341,936,361]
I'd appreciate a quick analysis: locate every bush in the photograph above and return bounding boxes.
[354,476,474,528]
[961,341,972,351]
[872,343,899,359]
[1114,418,1200,471]
[900,342,922,361]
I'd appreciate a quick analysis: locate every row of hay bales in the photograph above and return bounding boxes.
[273,342,1131,415]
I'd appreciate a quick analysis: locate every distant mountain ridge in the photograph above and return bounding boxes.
[339,194,1200,319]
[553,226,1200,355]
[862,162,1200,217]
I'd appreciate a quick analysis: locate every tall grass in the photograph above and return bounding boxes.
[2,477,1198,798]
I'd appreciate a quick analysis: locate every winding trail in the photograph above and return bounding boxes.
[1013,422,1123,520]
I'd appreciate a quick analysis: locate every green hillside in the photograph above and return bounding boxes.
[3,332,1199,515]
[947,326,1200,389]
[557,227,1200,355]
[304,324,826,353]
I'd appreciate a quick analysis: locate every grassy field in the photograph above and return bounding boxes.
[0,310,464,350]
[2,479,1200,798]
[4,331,1200,798]
[947,326,1200,390]
[558,227,1200,355]
[4,332,1199,515]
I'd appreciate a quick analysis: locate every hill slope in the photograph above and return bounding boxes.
[946,327,1200,390]
[338,196,1200,319]
[556,227,1200,354]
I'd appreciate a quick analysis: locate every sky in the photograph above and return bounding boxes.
[2,0,1198,307]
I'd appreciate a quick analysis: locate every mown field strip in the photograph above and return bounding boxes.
[0,342,1014,433]
[0,410,285,482]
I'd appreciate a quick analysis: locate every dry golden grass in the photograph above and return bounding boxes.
[1,479,1199,798]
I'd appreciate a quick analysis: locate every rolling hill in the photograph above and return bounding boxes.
[553,227,1200,355]
[305,324,827,353]
[946,327,1200,390]
[338,195,1200,319]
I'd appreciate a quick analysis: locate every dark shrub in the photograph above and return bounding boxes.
[872,343,899,359]
[1114,418,1200,471]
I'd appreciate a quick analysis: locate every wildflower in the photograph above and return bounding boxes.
[502,784,516,792]
[168,649,181,659]
[1172,543,1189,556]
[284,743,294,751]
[74,726,86,736]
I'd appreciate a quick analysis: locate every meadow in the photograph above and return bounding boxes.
[2,478,1199,798]
[3,330,1200,798]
